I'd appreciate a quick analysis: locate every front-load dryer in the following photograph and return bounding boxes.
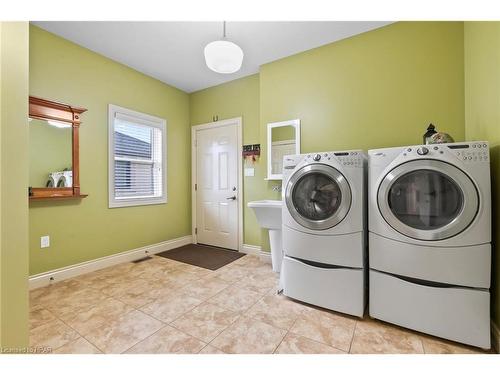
[56,170,73,187]
[368,142,491,349]
[281,150,367,317]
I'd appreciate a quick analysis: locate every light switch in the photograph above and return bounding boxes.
[244,168,255,177]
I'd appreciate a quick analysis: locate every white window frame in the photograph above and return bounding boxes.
[108,104,167,208]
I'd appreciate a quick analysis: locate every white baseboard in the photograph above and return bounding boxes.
[240,243,261,255]
[241,243,272,264]
[492,320,500,353]
[29,235,193,290]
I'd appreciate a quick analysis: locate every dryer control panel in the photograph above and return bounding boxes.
[398,142,490,163]
[448,142,489,163]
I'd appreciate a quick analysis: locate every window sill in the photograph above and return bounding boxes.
[108,197,167,209]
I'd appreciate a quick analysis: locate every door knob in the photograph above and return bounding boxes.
[226,196,237,200]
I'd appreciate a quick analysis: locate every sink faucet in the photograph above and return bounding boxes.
[272,185,282,192]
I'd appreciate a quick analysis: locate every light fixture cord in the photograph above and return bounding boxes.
[223,21,226,38]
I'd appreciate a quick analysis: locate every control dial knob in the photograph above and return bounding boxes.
[417,147,429,156]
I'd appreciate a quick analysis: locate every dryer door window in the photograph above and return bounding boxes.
[377,160,479,241]
[285,164,351,230]
[388,170,463,230]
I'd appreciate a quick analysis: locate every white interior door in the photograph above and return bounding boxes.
[195,122,239,250]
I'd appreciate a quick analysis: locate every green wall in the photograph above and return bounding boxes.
[29,119,72,187]
[0,22,29,350]
[464,21,500,328]
[190,22,466,251]
[260,21,465,194]
[29,26,191,275]
[190,74,262,246]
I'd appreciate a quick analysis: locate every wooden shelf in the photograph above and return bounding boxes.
[29,194,88,202]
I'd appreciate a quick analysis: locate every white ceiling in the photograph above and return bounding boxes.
[32,21,392,93]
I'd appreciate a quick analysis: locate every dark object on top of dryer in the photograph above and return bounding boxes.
[423,123,437,145]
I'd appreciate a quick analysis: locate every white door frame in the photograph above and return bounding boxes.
[191,117,243,252]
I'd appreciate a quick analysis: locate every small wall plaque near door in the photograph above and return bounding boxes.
[243,144,260,164]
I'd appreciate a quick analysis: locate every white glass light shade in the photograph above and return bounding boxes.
[204,40,244,74]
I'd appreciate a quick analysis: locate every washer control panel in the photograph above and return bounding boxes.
[337,151,364,167]
[283,155,302,170]
[304,151,364,167]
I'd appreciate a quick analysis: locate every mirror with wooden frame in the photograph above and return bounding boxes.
[28,96,88,201]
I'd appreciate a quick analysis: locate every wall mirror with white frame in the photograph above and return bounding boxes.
[266,119,300,180]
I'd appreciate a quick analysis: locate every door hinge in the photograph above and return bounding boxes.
[195,228,198,235]
[195,183,197,191]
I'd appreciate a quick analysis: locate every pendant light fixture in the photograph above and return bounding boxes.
[204,21,244,74]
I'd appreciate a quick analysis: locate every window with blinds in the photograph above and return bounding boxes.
[108,105,167,208]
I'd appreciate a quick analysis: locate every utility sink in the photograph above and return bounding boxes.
[248,200,283,272]
[247,200,282,229]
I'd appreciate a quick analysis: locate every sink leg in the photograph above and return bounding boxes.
[268,229,283,273]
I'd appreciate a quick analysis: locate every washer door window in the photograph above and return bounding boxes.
[377,160,478,240]
[285,164,351,230]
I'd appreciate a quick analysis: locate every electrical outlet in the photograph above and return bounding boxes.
[40,235,50,248]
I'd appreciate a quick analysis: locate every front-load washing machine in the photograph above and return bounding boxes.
[281,150,367,317]
[368,142,491,348]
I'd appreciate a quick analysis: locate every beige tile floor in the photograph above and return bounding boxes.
[29,254,492,354]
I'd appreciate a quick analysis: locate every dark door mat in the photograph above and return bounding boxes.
[156,243,245,270]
